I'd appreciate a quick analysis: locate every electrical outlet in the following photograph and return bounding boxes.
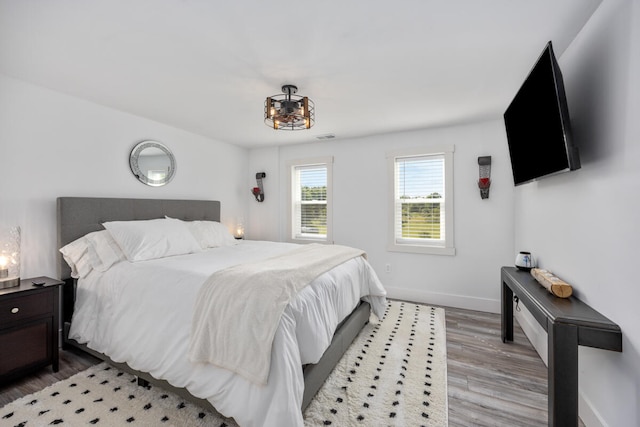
[385,263,391,273]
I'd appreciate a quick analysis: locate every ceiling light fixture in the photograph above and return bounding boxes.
[265,84,315,130]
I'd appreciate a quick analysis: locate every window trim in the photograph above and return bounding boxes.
[286,156,333,244]
[387,145,455,255]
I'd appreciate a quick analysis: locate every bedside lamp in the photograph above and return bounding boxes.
[0,226,20,289]
[234,223,245,240]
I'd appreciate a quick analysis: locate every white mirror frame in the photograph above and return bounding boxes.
[129,140,176,187]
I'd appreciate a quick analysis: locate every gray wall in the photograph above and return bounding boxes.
[514,0,639,425]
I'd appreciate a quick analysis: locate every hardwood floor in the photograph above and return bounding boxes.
[0,307,584,426]
[0,347,100,407]
[446,306,547,427]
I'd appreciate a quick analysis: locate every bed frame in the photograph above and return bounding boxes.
[56,196,370,413]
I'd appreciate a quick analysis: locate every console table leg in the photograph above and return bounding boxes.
[501,281,514,343]
[547,322,579,427]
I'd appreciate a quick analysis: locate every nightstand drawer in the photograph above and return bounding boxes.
[0,319,51,376]
[0,278,62,383]
[0,290,53,325]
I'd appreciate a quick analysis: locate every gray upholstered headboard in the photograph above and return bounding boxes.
[57,197,221,280]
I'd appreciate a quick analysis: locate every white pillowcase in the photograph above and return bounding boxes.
[59,235,93,279]
[184,220,237,249]
[164,216,237,249]
[103,218,202,262]
[85,230,127,272]
[59,230,127,278]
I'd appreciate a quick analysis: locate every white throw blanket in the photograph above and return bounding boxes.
[188,244,366,385]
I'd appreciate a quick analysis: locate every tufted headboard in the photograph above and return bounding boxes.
[56,197,221,280]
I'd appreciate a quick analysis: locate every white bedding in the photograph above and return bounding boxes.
[69,240,387,427]
[190,243,366,385]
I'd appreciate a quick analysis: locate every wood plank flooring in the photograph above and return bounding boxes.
[446,306,549,427]
[0,306,584,426]
[0,347,100,406]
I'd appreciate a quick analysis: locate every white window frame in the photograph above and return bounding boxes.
[387,145,455,255]
[286,156,333,244]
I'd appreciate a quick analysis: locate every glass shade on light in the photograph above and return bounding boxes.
[235,217,245,239]
[0,226,20,289]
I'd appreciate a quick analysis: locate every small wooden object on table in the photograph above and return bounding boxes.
[0,277,64,384]
[530,268,573,298]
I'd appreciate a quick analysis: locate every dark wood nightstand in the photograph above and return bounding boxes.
[0,277,63,384]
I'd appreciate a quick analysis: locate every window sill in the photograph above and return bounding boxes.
[387,243,455,256]
[289,238,333,245]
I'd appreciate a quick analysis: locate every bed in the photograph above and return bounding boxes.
[57,197,387,427]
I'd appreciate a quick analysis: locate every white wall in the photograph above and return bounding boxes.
[249,120,515,312]
[6,5,635,420]
[513,0,640,425]
[0,74,249,280]
[247,146,281,241]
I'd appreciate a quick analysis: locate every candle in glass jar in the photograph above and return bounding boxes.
[0,255,8,278]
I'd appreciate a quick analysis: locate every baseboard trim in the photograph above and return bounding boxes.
[514,305,548,365]
[514,305,608,427]
[579,390,607,427]
[384,286,500,313]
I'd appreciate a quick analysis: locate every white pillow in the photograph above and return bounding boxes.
[59,236,92,279]
[60,230,127,278]
[85,230,126,272]
[184,220,237,248]
[103,218,202,262]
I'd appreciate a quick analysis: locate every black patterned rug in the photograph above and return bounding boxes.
[0,301,447,426]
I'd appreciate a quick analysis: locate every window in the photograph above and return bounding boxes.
[387,145,455,255]
[287,157,333,243]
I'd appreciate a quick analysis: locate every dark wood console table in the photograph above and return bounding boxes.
[501,267,622,427]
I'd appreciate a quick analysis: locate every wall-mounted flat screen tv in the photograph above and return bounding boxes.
[504,41,580,186]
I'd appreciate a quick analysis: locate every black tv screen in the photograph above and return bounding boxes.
[504,41,580,186]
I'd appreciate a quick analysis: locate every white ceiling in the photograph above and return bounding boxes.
[0,0,602,148]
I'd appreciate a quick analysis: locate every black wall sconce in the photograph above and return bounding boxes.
[478,156,491,199]
[252,172,266,202]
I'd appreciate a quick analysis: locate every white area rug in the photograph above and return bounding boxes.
[0,301,447,426]
[305,300,448,426]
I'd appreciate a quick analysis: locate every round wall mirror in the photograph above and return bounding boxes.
[129,140,176,187]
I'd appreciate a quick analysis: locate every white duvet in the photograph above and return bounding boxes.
[69,240,387,427]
